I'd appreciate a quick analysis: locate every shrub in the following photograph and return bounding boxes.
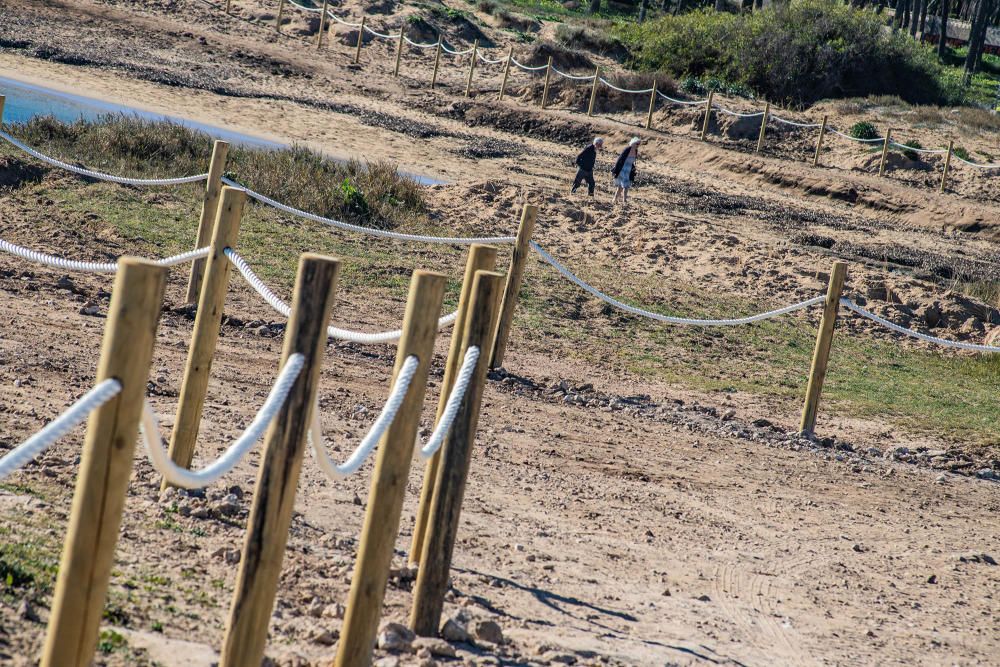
[850,121,880,140]
[953,146,971,161]
[555,22,624,58]
[901,139,922,161]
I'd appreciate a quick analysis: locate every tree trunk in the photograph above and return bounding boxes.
[964,0,987,81]
[910,0,922,35]
[588,0,601,14]
[938,0,951,57]
[639,0,649,21]
[715,0,727,11]
[919,0,930,36]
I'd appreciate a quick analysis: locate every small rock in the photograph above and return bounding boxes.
[374,658,400,667]
[17,599,38,622]
[440,618,470,642]
[412,637,457,658]
[696,594,711,602]
[212,499,240,517]
[311,629,339,646]
[542,651,578,665]
[377,622,415,653]
[976,468,999,481]
[471,619,503,644]
[927,574,938,584]
[79,303,100,316]
[959,553,997,566]
[353,493,363,506]
[323,602,346,619]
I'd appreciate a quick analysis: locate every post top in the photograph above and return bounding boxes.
[116,256,171,272]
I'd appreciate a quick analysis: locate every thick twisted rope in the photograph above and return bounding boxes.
[418,345,479,458]
[511,58,548,71]
[952,154,1000,169]
[889,142,948,155]
[599,77,653,94]
[0,379,122,481]
[327,12,363,27]
[840,299,1000,353]
[829,129,885,143]
[770,116,822,129]
[404,35,438,49]
[0,130,208,186]
[309,354,419,479]
[716,107,765,118]
[141,353,305,488]
[224,248,458,343]
[658,91,707,105]
[221,177,516,245]
[363,25,400,39]
[441,43,474,55]
[0,238,210,273]
[531,242,824,326]
[286,0,320,11]
[552,67,596,81]
[477,52,507,64]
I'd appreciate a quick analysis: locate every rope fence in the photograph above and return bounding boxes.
[0,238,210,273]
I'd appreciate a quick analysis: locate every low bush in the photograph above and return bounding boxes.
[850,121,880,140]
[554,22,625,58]
[900,139,923,161]
[953,146,971,161]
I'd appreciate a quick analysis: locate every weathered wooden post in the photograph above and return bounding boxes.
[755,102,770,153]
[410,270,504,636]
[276,0,285,31]
[645,81,657,130]
[799,261,847,436]
[940,139,954,193]
[394,29,405,77]
[878,128,893,177]
[41,258,167,667]
[0,94,6,124]
[354,16,366,64]
[317,0,330,49]
[163,187,245,490]
[465,39,479,98]
[498,46,513,101]
[491,203,537,369]
[587,66,600,117]
[700,90,715,141]
[185,139,230,304]
[540,56,553,109]
[220,254,341,667]
[431,36,443,88]
[225,0,232,13]
[334,271,446,667]
[410,244,498,566]
[813,115,828,167]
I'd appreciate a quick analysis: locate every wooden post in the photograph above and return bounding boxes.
[276,0,285,31]
[334,271,446,667]
[410,271,504,636]
[465,39,479,98]
[41,259,167,667]
[498,46,513,101]
[185,140,230,304]
[409,244,498,566]
[394,29,404,77]
[354,16,366,64]
[940,139,954,193]
[491,203,537,369]
[645,81,657,130]
[317,0,329,49]
[587,66,600,117]
[700,90,715,141]
[0,95,6,125]
[225,0,232,13]
[799,261,847,436]
[162,187,245,490]
[431,36,443,89]
[813,114,828,167]
[220,254,341,667]
[878,128,893,177]
[755,101,770,153]
[540,56,553,109]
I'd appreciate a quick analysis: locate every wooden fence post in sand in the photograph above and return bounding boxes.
[317,0,330,49]
[40,258,167,667]
[410,270,503,636]
[410,244,498,566]
[185,139,230,304]
[0,95,6,124]
[878,128,894,177]
[645,81,657,130]
[431,36,443,89]
[700,90,715,141]
[498,46,513,101]
[276,0,285,31]
[354,16,366,64]
[755,102,771,154]
[225,0,232,13]
[394,29,405,77]
[465,39,479,98]
[491,203,537,369]
[220,254,340,667]
[163,187,245,490]
[813,115,828,167]
[587,66,600,117]
[799,261,847,436]
[940,139,954,193]
[334,271,446,667]
[540,56,553,109]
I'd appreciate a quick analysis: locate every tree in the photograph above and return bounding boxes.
[910,0,921,35]
[588,0,601,15]
[639,0,650,21]
[964,0,994,81]
[715,0,728,11]
[938,0,951,58]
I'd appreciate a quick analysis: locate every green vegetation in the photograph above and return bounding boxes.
[900,139,923,161]
[850,121,880,140]
[97,629,127,654]
[0,526,59,599]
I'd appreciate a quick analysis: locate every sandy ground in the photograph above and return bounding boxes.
[0,0,999,665]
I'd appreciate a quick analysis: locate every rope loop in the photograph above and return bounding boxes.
[418,345,479,458]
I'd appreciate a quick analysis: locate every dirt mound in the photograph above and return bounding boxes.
[857,150,933,173]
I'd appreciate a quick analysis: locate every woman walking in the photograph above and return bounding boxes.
[611,137,640,208]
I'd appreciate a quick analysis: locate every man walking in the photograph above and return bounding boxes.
[571,137,604,196]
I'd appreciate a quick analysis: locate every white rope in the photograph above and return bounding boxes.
[224,248,459,343]
[404,36,438,49]
[599,77,653,94]
[889,142,948,155]
[141,353,304,489]
[552,67,596,81]
[221,177,516,245]
[418,345,479,458]
[715,106,765,118]
[531,242,824,326]
[327,11,363,27]
[442,44,474,56]
[952,154,1000,169]
[840,299,1000,353]
[477,52,507,64]
[658,92,707,105]
[829,128,885,143]
[309,354,419,479]
[511,58,548,71]
[286,0,321,12]
[0,379,121,481]
[0,238,210,273]
[770,115,822,129]
[0,130,208,186]
[363,25,400,39]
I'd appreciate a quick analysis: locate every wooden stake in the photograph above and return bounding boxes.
[394,29,404,77]
[540,56,553,109]
[755,101,770,153]
[334,271,446,667]
[317,0,329,49]
[498,46,513,101]
[410,244,498,566]
[940,139,954,193]
[276,0,285,31]
[799,261,847,436]
[185,140,230,304]
[587,66,600,117]
[225,0,232,13]
[645,81,657,130]
[431,36,443,88]
[410,270,504,636]
[700,90,714,141]
[220,254,341,667]
[0,95,6,125]
[354,16,366,64]
[813,114,828,167]
[878,128,893,177]
[465,39,479,98]
[41,258,167,667]
[163,187,245,490]
[491,203,537,369]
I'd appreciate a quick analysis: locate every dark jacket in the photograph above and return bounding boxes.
[575,144,597,172]
[611,146,638,183]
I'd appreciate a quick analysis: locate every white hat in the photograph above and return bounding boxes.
[593,137,604,146]
[629,136,641,146]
